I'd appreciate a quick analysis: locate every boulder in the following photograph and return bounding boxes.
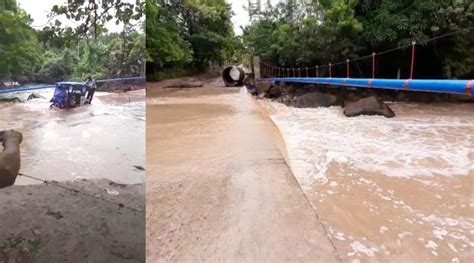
[289,92,341,108]
[246,84,258,96]
[343,96,395,118]
[255,82,273,93]
[163,81,203,88]
[27,92,45,100]
[0,97,23,103]
[264,86,282,98]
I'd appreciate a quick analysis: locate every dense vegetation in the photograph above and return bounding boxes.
[243,0,474,79]
[0,0,144,86]
[146,0,240,80]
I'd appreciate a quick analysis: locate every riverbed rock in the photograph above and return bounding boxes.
[27,92,44,100]
[343,96,395,118]
[0,97,23,103]
[163,81,203,89]
[288,92,340,108]
[264,86,282,98]
[256,82,273,93]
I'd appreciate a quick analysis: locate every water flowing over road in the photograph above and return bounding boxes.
[0,89,145,184]
[146,84,338,262]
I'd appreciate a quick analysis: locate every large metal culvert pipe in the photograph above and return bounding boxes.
[222,66,245,87]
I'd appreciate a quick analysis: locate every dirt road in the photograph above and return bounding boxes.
[146,82,339,262]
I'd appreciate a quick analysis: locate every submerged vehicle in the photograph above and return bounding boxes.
[50,81,95,109]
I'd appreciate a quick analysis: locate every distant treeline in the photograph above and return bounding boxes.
[242,0,474,79]
[0,0,144,86]
[146,0,242,81]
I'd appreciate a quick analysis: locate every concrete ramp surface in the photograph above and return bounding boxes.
[146,84,339,262]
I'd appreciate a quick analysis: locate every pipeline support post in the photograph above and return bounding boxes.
[346,59,350,78]
[410,41,416,79]
[329,63,332,78]
[253,56,261,80]
[372,52,376,79]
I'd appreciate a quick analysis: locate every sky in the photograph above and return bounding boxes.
[18,0,275,35]
[17,0,138,33]
[230,0,281,35]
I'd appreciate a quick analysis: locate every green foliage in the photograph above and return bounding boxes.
[0,0,145,85]
[0,0,41,82]
[146,0,238,80]
[243,0,474,79]
[146,0,192,78]
[48,0,144,40]
[35,30,145,82]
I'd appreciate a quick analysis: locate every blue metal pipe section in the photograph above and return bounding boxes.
[261,77,474,96]
[0,76,146,95]
[0,85,55,94]
[96,76,145,83]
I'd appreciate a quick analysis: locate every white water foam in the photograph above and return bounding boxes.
[267,102,474,187]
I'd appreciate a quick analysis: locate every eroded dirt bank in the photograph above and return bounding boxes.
[260,100,474,262]
[0,179,145,262]
[146,81,338,262]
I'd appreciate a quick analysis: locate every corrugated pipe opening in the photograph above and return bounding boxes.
[222,66,245,87]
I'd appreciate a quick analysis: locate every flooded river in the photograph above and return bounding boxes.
[260,100,474,262]
[0,88,145,185]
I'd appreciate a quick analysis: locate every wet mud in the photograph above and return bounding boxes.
[0,179,145,262]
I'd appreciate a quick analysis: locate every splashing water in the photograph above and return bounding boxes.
[265,102,474,188]
[0,89,145,185]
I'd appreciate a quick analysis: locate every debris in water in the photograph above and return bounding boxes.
[133,165,145,171]
[106,188,120,196]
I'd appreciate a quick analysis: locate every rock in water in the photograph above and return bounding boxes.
[343,96,395,118]
[290,92,340,108]
[0,97,23,103]
[255,82,273,94]
[264,86,282,98]
[27,92,44,100]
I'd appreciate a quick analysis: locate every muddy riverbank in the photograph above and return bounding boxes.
[0,179,145,262]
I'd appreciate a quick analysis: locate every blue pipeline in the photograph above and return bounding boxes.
[96,76,145,83]
[0,85,55,94]
[0,76,146,94]
[262,77,474,96]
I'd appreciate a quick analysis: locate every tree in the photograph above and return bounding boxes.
[146,0,192,80]
[48,0,144,40]
[0,0,41,84]
[146,0,238,80]
[243,0,474,79]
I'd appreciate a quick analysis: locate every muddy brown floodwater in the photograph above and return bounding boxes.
[146,83,339,262]
[0,89,145,184]
[260,100,474,262]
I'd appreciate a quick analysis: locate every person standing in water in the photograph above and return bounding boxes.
[0,130,22,188]
[85,76,97,104]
